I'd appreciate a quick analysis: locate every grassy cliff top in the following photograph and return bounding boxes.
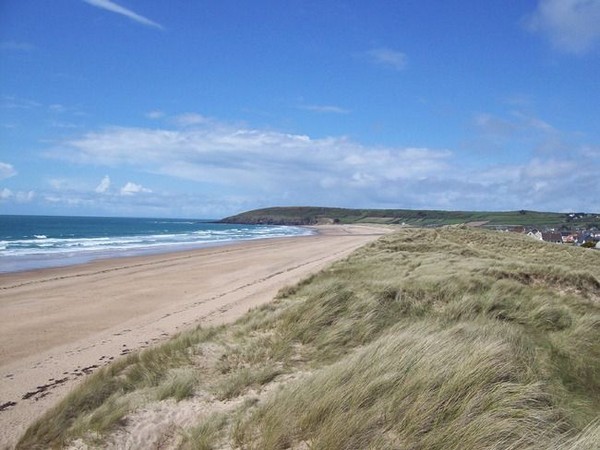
[19,226,600,449]
[220,206,599,228]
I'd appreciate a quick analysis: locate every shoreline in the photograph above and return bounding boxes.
[0,225,315,275]
[0,224,391,447]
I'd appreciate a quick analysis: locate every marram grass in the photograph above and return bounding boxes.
[18,226,600,449]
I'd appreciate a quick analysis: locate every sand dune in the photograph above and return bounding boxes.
[0,225,390,447]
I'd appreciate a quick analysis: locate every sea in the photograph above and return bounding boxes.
[0,215,313,274]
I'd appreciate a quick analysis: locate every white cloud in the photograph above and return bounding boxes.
[526,0,600,54]
[466,106,600,211]
[83,0,164,30]
[43,113,600,214]
[173,113,210,127]
[0,162,17,180]
[52,121,451,193]
[36,188,252,219]
[366,48,407,71]
[120,182,152,196]
[1,188,13,200]
[16,191,35,203]
[95,175,111,193]
[301,104,351,114]
[2,188,35,203]
[49,179,69,190]
[466,157,598,212]
[145,110,165,120]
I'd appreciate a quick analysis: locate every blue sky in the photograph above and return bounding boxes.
[1,0,599,218]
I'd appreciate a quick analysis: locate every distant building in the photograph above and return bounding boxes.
[527,230,542,240]
[561,233,577,244]
[541,232,562,244]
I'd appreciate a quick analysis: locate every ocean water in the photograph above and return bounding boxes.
[0,215,313,273]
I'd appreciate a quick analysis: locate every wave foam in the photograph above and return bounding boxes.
[0,225,314,273]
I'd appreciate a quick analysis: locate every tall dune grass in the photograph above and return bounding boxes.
[18,226,600,449]
[17,327,219,449]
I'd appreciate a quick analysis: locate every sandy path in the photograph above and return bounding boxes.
[0,225,390,447]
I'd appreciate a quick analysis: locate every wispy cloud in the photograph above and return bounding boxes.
[173,113,210,127]
[145,110,165,120]
[95,175,111,193]
[0,162,17,180]
[0,188,12,200]
[300,104,351,114]
[471,109,566,160]
[42,113,599,213]
[83,0,164,30]
[525,0,600,54]
[0,188,35,203]
[474,110,556,140]
[366,48,407,71]
[1,96,85,118]
[580,145,600,158]
[49,104,68,113]
[1,95,42,110]
[34,186,244,218]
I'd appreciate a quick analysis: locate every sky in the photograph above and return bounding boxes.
[1,0,599,219]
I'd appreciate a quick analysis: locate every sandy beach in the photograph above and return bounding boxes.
[0,225,390,447]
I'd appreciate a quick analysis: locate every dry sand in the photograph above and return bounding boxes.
[0,225,390,447]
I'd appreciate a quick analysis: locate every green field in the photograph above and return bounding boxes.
[220,206,600,228]
[19,227,600,449]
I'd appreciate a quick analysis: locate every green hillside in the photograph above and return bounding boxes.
[220,206,599,228]
[19,226,600,449]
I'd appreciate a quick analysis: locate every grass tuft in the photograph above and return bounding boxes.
[216,365,283,400]
[179,413,228,450]
[156,368,198,402]
[16,326,218,449]
[239,322,571,449]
